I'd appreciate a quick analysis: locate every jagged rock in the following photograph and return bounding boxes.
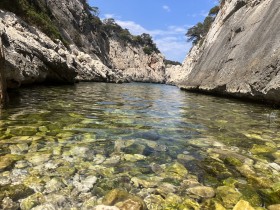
[179,0,280,105]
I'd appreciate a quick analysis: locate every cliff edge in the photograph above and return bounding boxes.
[179,0,280,104]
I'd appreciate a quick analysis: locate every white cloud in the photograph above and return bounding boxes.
[163,5,171,12]
[115,20,148,35]
[103,13,122,20]
[154,37,192,62]
[113,19,191,62]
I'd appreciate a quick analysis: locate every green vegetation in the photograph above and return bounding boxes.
[0,0,67,45]
[186,5,220,45]
[102,18,159,55]
[164,59,181,66]
[0,0,159,55]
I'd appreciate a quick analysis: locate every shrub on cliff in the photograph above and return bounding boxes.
[0,0,67,45]
[102,19,159,55]
[186,5,220,45]
[164,60,181,66]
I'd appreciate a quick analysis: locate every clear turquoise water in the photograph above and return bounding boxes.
[0,83,279,209]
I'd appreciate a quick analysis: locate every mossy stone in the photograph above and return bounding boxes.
[0,184,34,202]
[103,189,147,210]
[20,193,45,210]
[259,188,280,206]
[165,162,188,180]
[233,200,254,210]
[179,198,200,210]
[222,177,238,187]
[224,156,243,167]
[202,158,232,179]
[250,144,276,155]
[187,186,215,198]
[201,199,226,210]
[0,154,23,171]
[216,186,242,209]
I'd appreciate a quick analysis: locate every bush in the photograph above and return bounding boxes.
[186,5,219,45]
[143,46,154,55]
[102,19,160,54]
[164,60,181,66]
[0,0,67,45]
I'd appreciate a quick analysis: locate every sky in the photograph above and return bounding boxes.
[88,0,219,63]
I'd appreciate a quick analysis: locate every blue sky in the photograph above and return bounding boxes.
[89,0,218,62]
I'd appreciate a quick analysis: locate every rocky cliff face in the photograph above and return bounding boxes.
[109,38,166,83]
[0,31,7,105]
[0,0,166,89]
[179,0,280,104]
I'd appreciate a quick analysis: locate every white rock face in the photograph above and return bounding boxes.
[179,0,280,104]
[109,39,166,83]
[0,10,124,87]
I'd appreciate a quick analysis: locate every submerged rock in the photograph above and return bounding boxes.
[0,154,23,171]
[1,197,19,210]
[102,189,147,210]
[268,204,280,210]
[164,162,188,180]
[187,186,215,198]
[233,200,254,210]
[250,144,276,155]
[0,184,34,202]
[20,193,45,210]
[26,152,51,166]
[44,178,65,193]
[216,186,242,209]
[9,143,29,155]
[93,205,120,210]
[73,174,97,193]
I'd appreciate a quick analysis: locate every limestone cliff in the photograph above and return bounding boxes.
[179,0,280,104]
[0,31,7,105]
[109,38,165,83]
[0,0,165,89]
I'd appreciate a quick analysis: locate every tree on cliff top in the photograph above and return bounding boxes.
[186,5,220,45]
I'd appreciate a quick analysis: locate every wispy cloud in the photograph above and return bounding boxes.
[163,5,171,12]
[115,20,148,35]
[104,13,122,19]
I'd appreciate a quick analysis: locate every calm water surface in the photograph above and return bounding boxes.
[0,83,279,209]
